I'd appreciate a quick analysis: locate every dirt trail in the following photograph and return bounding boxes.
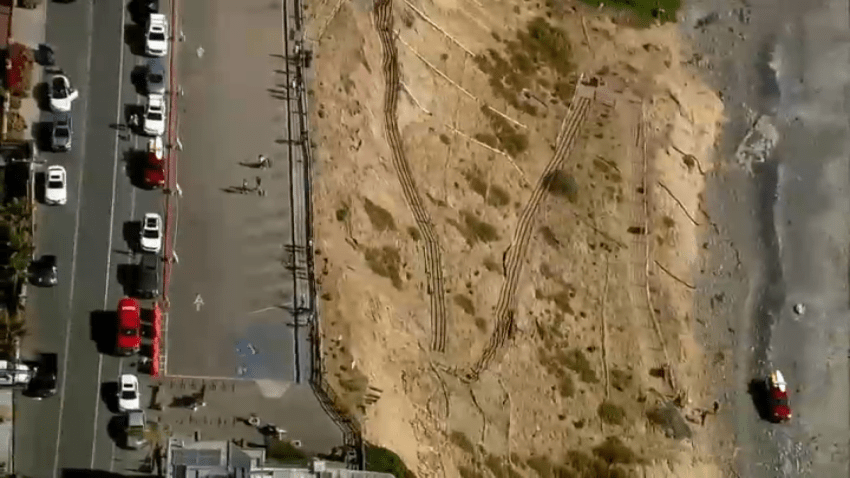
[373,0,449,353]
[467,90,593,381]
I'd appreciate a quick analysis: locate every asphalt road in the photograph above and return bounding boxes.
[14,1,167,476]
[682,0,850,475]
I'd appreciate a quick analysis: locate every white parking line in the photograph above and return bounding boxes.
[90,4,128,469]
[52,2,97,477]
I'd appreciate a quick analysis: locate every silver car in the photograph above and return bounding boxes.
[51,113,72,152]
[146,57,166,95]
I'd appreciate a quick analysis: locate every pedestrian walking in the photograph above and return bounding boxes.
[255,176,262,188]
[257,187,266,197]
[242,178,249,193]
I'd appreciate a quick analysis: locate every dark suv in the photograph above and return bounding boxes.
[136,252,161,299]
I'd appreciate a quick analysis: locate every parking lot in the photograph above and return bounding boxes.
[165,0,303,381]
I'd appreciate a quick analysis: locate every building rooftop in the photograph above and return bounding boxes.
[167,439,394,478]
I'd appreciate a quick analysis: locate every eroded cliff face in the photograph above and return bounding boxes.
[306,0,725,475]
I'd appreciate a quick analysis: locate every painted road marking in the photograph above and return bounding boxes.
[53,2,97,476]
[194,294,204,311]
[91,1,128,469]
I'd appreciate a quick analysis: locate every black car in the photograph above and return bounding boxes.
[24,353,58,400]
[35,44,55,67]
[136,252,161,299]
[29,255,58,287]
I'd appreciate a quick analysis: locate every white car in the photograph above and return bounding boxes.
[139,213,163,253]
[145,14,168,57]
[48,75,79,112]
[117,374,140,412]
[143,94,166,136]
[44,166,67,205]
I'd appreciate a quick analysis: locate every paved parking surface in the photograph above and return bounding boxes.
[147,377,342,455]
[165,0,304,381]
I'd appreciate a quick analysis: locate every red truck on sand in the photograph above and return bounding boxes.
[116,297,141,356]
[767,370,792,423]
[144,136,165,189]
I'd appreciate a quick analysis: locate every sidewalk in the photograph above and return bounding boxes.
[9,1,46,142]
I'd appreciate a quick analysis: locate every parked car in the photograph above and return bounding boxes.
[0,360,33,387]
[123,409,148,449]
[51,112,72,152]
[145,14,168,57]
[48,75,79,112]
[144,136,165,189]
[766,370,792,423]
[45,166,67,205]
[139,213,163,253]
[24,353,58,399]
[115,297,141,356]
[136,252,161,299]
[29,255,58,287]
[35,43,55,66]
[117,374,141,412]
[143,94,166,136]
[146,57,166,95]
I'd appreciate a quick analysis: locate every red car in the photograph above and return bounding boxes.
[767,370,792,423]
[116,297,141,356]
[144,136,165,189]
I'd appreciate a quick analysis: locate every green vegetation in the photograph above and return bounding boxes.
[365,445,416,478]
[597,400,627,425]
[460,210,500,244]
[474,17,575,109]
[266,439,308,463]
[480,106,528,157]
[363,198,396,231]
[592,437,638,465]
[543,170,579,202]
[454,294,476,315]
[557,348,598,383]
[578,0,680,24]
[363,246,403,289]
[464,169,511,207]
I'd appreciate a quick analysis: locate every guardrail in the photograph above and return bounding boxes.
[290,0,366,468]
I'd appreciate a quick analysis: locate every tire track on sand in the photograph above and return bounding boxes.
[466,91,593,381]
[374,0,449,352]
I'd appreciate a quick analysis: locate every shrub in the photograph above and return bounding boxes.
[365,445,415,478]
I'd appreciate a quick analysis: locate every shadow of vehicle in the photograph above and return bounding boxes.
[122,220,141,253]
[124,149,152,189]
[31,120,54,153]
[123,23,146,57]
[748,378,772,422]
[34,171,46,204]
[128,0,159,25]
[33,82,50,112]
[90,310,117,355]
[106,414,129,449]
[100,380,119,413]
[116,263,138,297]
[130,64,147,96]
